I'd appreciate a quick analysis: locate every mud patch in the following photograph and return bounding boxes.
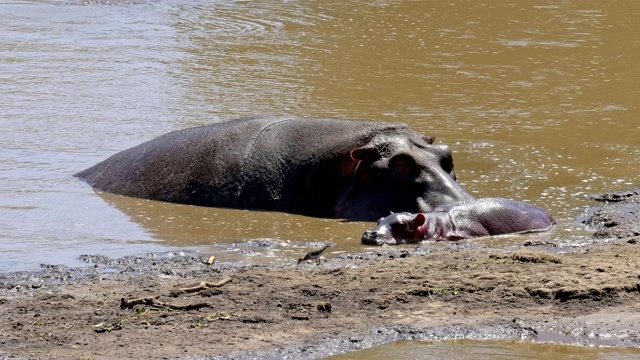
[511,249,562,264]
[580,189,640,239]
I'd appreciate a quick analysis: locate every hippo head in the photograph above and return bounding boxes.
[334,128,473,220]
[361,212,427,245]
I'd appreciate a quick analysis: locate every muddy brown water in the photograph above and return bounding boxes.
[327,340,640,360]
[1,1,639,357]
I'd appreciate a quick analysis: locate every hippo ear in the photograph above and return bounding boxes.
[412,213,426,227]
[423,136,435,144]
[350,146,379,162]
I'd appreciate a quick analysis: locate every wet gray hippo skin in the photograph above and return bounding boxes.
[75,116,473,221]
[361,197,556,245]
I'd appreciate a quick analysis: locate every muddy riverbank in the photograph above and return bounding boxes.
[1,192,639,359]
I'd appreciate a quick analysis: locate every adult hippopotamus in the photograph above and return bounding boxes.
[75,116,472,220]
[361,197,555,245]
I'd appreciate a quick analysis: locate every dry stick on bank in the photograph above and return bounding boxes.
[120,296,211,310]
[120,277,232,310]
[171,277,233,296]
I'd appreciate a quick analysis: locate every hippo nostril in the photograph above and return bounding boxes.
[362,231,377,239]
[361,230,380,245]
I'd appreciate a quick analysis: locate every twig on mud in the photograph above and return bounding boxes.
[171,277,232,296]
[120,277,232,311]
[120,296,211,310]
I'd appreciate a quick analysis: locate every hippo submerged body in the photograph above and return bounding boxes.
[361,197,555,245]
[75,116,472,220]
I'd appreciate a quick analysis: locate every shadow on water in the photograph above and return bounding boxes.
[94,191,374,266]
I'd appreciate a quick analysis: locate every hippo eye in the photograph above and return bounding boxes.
[376,217,384,225]
[390,154,419,178]
[391,222,411,232]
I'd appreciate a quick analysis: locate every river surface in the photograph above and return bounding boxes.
[1,0,639,278]
[5,0,640,271]
[327,340,640,360]
[2,0,640,358]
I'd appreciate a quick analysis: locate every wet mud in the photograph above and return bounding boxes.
[581,189,640,240]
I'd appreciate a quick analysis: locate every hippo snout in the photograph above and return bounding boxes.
[361,230,380,245]
[361,230,394,246]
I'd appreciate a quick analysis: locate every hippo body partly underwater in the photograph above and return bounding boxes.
[75,116,473,220]
[361,197,556,245]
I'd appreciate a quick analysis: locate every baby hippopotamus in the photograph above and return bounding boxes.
[361,197,555,245]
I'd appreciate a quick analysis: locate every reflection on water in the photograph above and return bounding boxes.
[1,0,639,272]
[326,340,640,360]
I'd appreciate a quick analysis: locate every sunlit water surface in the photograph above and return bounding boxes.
[1,0,639,273]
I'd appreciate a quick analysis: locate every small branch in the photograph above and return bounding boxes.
[120,296,210,310]
[173,277,232,295]
[160,300,211,310]
[120,277,232,311]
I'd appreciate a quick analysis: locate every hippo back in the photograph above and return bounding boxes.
[437,197,556,236]
[77,117,381,212]
[76,116,472,219]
